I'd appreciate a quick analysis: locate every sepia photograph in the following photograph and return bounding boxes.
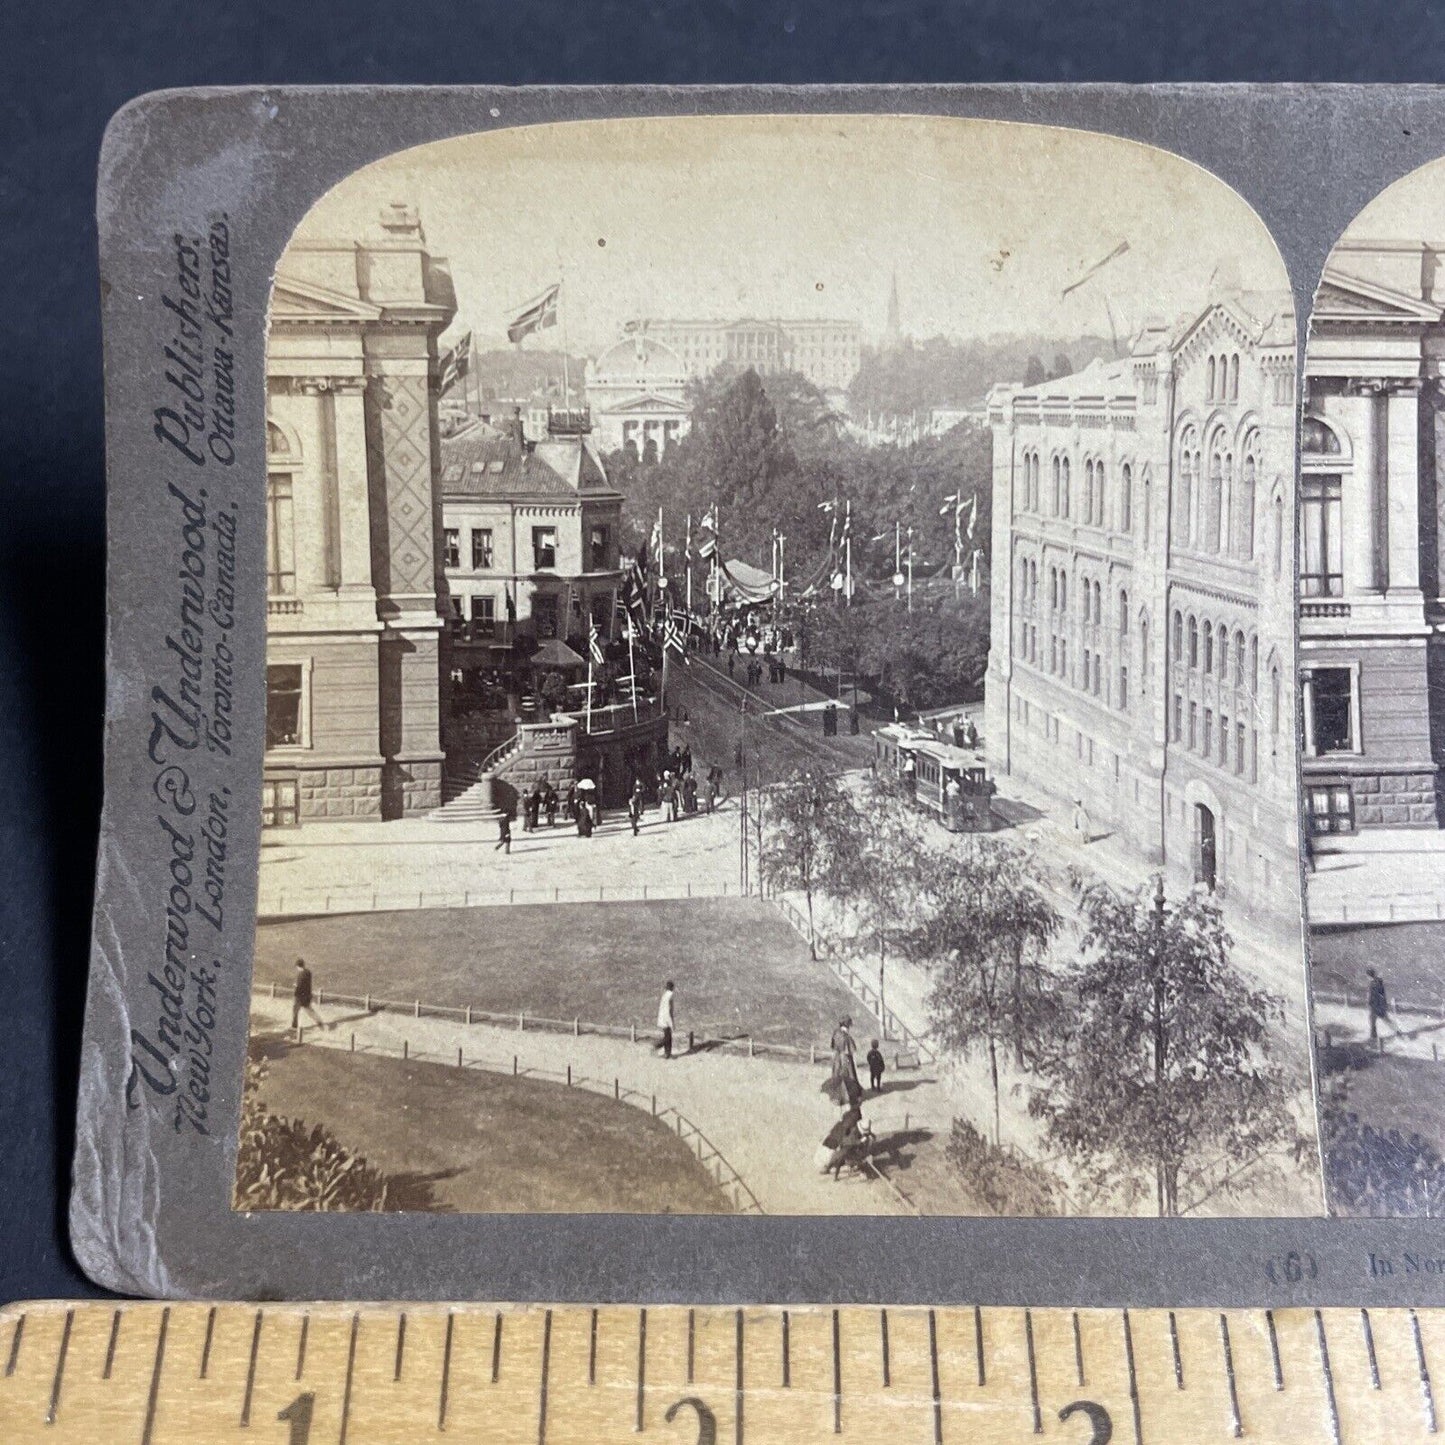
[238,113,1322,1218]
[1301,155,1445,1218]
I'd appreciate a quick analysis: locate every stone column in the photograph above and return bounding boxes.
[292,381,333,594]
[330,378,376,594]
[1387,382,1423,594]
[1340,389,1379,594]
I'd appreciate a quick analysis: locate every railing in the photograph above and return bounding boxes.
[266,979,834,1068]
[267,597,304,616]
[258,878,744,917]
[578,696,663,735]
[477,729,522,775]
[277,1009,762,1214]
[1301,601,1351,619]
[769,895,935,1067]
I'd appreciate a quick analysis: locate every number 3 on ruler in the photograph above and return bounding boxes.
[277,1392,315,1444]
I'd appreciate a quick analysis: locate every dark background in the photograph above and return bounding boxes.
[3,0,1444,1304]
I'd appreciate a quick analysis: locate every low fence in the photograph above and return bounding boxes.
[285,1021,763,1216]
[1310,893,1445,926]
[263,982,879,1069]
[769,895,935,1067]
[259,878,738,920]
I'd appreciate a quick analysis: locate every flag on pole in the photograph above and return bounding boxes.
[966,495,978,539]
[504,585,517,624]
[506,284,561,343]
[438,332,472,394]
[650,511,664,566]
[663,613,689,662]
[587,616,605,665]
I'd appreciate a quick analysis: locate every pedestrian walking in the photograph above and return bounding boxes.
[668,775,682,822]
[705,771,719,813]
[543,781,558,828]
[727,652,736,678]
[824,1018,862,1109]
[657,980,676,1059]
[866,1039,885,1095]
[495,810,512,854]
[628,781,645,836]
[291,958,327,1034]
[1367,967,1406,1046]
[1071,797,1091,846]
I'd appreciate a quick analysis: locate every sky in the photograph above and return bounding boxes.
[288,114,1290,357]
[1339,155,1445,240]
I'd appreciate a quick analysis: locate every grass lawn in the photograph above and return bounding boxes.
[255,896,861,1047]
[247,1034,732,1213]
[1312,921,1445,1008]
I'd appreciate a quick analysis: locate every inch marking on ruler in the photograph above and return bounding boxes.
[5,1302,1445,1442]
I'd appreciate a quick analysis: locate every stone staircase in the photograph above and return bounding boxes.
[430,719,577,824]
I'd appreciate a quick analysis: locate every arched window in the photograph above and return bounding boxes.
[1084,460,1095,525]
[1031,453,1040,511]
[1060,571,1068,613]
[1142,469,1152,543]
[1120,463,1132,533]
[1119,589,1130,635]
[1217,625,1229,679]
[1050,567,1058,610]
[1270,665,1282,738]
[1095,461,1107,527]
[1249,635,1259,694]
[1302,416,1343,455]
[1228,354,1239,401]
[1272,490,1285,579]
[1188,616,1199,668]
[1203,620,1214,674]
[1052,456,1061,516]
[1093,580,1102,625]
[1176,429,1198,546]
[1172,608,1183,661]
[1207,357,1217,400]
[1140,614,1150,685]
[1062,457,1071,520]
[1205,434,1225,553]
[1237,436,1258,559]
[1031,559,1038,601]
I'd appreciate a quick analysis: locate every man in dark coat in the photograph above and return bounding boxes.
[291,958,326,1034]
[1367,967,1405,1046]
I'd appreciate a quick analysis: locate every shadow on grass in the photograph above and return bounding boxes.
[383,1168,467,1213]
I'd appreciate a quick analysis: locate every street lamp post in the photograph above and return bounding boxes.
[1150,872,1171,1216]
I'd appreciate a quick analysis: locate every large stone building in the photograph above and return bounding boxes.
[438,410,624,663]
[985,294,1301,931]
[638,317,861,392]
[584,334,691,458]
[263,204,456,826]
[1300,240,1445,836]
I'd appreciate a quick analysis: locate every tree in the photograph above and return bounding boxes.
[827,775,929,1024]
[907,840,1059,1144]
[1031,878,1298,1217]
[1022,354,1047,387]
[759,769,851,957]
[1050,352,1074,380]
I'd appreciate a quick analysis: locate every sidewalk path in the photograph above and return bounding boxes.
[1308,830,1445,926]
[250,996,949,1216]
[259,803,741,918]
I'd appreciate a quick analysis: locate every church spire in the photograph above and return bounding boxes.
[885,268,901,350]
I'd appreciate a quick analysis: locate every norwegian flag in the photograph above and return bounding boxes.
[588,616,605,665]
[663,613,689,662]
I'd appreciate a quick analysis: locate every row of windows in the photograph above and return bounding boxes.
[1169,609,1261,695]
[1205,352,1240,403]
[441,525,611,574]
[1015,560,1151,714]
[1174,425,1260,560]
[1016,449,1152,540]
[1169,693,1262,783]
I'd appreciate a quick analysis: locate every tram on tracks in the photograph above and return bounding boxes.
[873,723,997,833]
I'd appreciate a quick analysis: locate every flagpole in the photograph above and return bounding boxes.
[907,524,914,613]
[686,513,693,621]
[586,656,593,732]
[628,624,638,722]
[845,499,852,607]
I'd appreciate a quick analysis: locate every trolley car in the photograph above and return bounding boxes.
[874,724,997,833]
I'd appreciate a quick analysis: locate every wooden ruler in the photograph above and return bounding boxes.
[0,1300,1438,1443]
